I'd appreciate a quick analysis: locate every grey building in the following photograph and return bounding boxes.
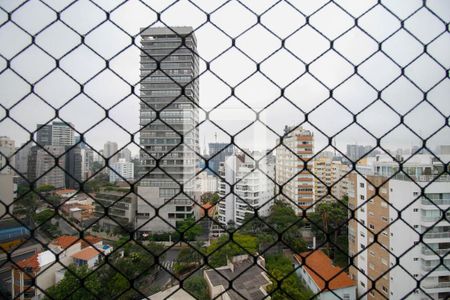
[65,146,83,189]
[28,145,66,188]
[208,143,234,175]
[137,27,199,233]
[103,141,119,165]
[14,142,32,178]
[93,190,136,231]
[36,122,75,147]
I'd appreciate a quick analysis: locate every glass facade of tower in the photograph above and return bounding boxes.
[138,27,199,226]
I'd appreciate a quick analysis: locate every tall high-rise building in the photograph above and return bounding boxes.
[208,143,234,175]
[36,122,75,147]
[276,126,314,214]
[137,27,199,233]
[314,157,350,202]
[65,146,82,189]
[103,141,119,165]
[217,152,275,228]
[0,136,16,175]
[109,158,134,183]
[14,142,32,179]
[348,155,450,300]
[119,148,132,162]
[28,145,66,189]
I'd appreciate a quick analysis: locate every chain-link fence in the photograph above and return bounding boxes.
[0,0,449,299]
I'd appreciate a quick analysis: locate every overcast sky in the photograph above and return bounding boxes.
[0,0,449,159]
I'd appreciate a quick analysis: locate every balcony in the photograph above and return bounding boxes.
[422,198,450,206]
[422,248,450,256]
[423,232,450,239]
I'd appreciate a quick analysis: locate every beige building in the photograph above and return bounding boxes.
[314,157,350,203]
[276,126,314,214]
[28,145,66,189]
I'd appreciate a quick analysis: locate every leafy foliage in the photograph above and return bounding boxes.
[207,233,258,267]
[183,275,209,300]
[266,254,313,300]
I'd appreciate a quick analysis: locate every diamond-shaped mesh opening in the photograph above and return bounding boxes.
[1,1,450,300]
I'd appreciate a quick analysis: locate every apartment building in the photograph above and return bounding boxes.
[314,156,350,203]
[36,122,75,147]
[348,155,450,300]
[109,158,134,183]
[217,152,275,228]
[0,136,15,175]
[137,27,199,233]
[28,145,66,189]
[276,126,314,214]
[103,141,119,164]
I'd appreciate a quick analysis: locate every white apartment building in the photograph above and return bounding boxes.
[109,158,134,183]
[196,171,218,195]
[0,136,15,175]
[276,126,315,214]
[51,122,75,146]
[349,154,450,300]
[217,152,275,228]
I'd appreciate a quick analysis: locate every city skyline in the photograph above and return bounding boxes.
[1,1,449,155]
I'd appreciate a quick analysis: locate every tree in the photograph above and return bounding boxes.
[308,196,349,263]
[183,275,209,300]
[207,233,258,267]
[177,216,203,241]
[34,209,55,226]
[174,244,203,275]
[265,254,313,300]
[36,184,56,193]
[45,265,101,300]
[200,192,220,204]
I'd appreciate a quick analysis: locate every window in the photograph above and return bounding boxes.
[360,195,365,200]
[382,286,388,293]
[370,251,375,256]
[413,208,418,212]
[360,183,365,188]
[361,281,366,288]
[369,224,375,229]
[343,294,350,300]
[413,257,418,261]
[413,192,419,196]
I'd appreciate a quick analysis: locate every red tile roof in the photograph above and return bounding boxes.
[71,247,101,261]
[294,250,356,291]
[51,235,79,249]
[81,235,102,248]
[16,253,39,271]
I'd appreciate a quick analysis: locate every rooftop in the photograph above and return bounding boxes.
[141,26,195,37]
[71,246,101,261]
[51,235,79,249]
[294,250,355,291]
[204,256,270,300]
[148,285,195,300]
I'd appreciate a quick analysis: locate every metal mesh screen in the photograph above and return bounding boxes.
[0,0,449,299]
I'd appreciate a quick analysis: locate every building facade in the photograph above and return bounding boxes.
[314,157,350,203]
[36,122,75,147]
[93,190,136,231]
[103,141,119,165]
[0,136,15,175]
[109,158,134,183]
[28,145,66,189]
[207,143,234,175]
[136,27,199,233]
[276,126,315,214]
[217,152,275,228]
[348,156,450,300]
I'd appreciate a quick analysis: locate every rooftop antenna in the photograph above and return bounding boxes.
[214,132,218,143]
